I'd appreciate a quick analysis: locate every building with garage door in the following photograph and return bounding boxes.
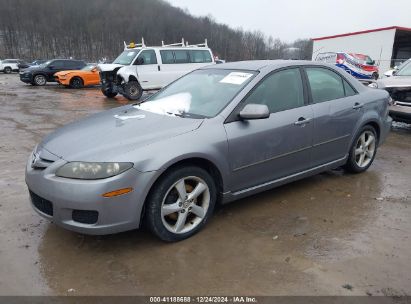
[312,26,411,75]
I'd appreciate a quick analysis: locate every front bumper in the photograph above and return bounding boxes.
[389,104,411,124]
[19,73,33,83]
[25,151,158,235]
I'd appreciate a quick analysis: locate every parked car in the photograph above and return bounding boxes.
[0,59,21,73]
[26,60,392,241]
[98,39,215,100]
[384,59,411,77]
[376,60,411,123]
[17,60,32,70]
[54,64,100,88]
[315,52,379,80]
[19,59,86,86]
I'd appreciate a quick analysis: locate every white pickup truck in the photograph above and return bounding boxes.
[98,39,215,100]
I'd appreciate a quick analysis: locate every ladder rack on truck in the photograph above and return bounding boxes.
[124,38,208,50]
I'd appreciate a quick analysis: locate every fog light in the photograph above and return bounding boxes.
[102,188,133,198]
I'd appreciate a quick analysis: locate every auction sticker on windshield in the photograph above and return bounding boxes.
[220,72,253,85]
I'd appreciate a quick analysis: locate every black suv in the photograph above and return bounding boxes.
[20,59,86,86]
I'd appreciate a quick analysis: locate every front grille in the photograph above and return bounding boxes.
[29,191,53,216]
[72,210,98,224]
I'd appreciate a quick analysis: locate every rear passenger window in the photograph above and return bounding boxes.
[343,79,356,97]
[160,50,174,64]
[189,50,213,63]
[243,68,305,113]
[306,68,345,103]
[174,50,189,64]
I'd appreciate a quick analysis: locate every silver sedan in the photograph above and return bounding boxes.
[26,60,392,241]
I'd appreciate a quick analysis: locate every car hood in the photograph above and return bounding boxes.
[98,63,124,72]
[378,76,411,88]
[38,105,203,162]
[23,65,44,73]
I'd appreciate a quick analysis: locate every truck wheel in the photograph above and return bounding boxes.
[70,77,83,89]
[3,67,12,74]
[33,74,47,86]
[123,81,143,101]
[101,85,117,98]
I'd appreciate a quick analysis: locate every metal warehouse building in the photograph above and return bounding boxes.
[312,26,411,75]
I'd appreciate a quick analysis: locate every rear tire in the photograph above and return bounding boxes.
[344,125,378,173]
[33,74,47,86]
[69,77,83,89]
[3,67,12,74]
[123,81,143,101]
[145,166,217,242]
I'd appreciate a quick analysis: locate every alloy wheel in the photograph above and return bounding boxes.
[354,131,376,168]
[161,176,210,234]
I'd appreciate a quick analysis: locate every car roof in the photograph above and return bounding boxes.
[200,60,329,71]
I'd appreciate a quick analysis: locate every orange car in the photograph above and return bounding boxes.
[54,65,100,88]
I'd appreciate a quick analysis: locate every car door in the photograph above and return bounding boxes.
[135,49,161,89]
[47,60,64,80]
[224,67,314,192]
[304,67,363,166]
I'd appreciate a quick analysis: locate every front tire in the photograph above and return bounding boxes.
[33,74,47,86]
[344,126,378,173]
[123,81,143,101]
[101,84,118,98]
[146,166,217,242]
[69,77,83,89]
[3,67,12,74]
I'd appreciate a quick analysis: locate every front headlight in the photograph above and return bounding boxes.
[56,162,133,180]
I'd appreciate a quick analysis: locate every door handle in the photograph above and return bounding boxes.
[353,102,364,110]
[158,65,161,71]
[294,117,312,126]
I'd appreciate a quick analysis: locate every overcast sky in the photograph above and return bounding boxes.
[167,0,411,41]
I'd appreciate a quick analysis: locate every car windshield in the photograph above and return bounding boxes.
[40,60,52,67]
[113,50,140,65]
[81,65,96,71]
[136,69,257,118]
[396,61,411,76]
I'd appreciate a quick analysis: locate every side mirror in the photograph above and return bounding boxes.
[91,67,98,72]
[239,104,270,120]
[392,70,397,76]
[136,57,144,65]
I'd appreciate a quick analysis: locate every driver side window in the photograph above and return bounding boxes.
[242,68,305,113]
[135,50,158,65]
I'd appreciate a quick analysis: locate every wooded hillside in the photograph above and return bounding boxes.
[0,0,312,62]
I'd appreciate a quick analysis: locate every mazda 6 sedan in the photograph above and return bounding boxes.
[26,60,392,241]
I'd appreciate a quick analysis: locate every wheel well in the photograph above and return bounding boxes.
[71,76,83,83]
[129,75,138,82]
[365,121,380,140]
[140,158,224,226]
